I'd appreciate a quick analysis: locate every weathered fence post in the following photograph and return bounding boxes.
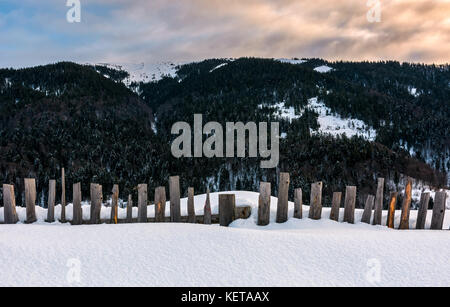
[309,182,323,220]
[361,195,375,224]
[258,182,271,226]
[416,192,430,230]
[170,176,181,222]
[90,184,103,224]
[61,168,66,223]
[219,194,235,226]
[155,186,166,222]
[204,188,212,225]
[431,191,447,230]
[46,180,56,223]
[329,192,342,222]
[72,183,82,225]
[3,184,18,224]
[343,186,357,224]
[110,184,119,224]
[137,184,148,223]
[399,180,412,230]
[187,187,196,223]
[372,178,384,225]
[24,178,37,224]
[126,195,133,223]
[276,173,290,223]
[386,192,398,229]
[294,188,303,219]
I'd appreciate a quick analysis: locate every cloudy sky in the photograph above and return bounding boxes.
[1,0,449,68]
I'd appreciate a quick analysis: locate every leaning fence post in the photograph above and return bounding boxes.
[204,188,212,225]
[343,186,357,224]
[416,192,430,230]
[276,173,290,223]
[155,186,166,222]
[329,192,342,222]
[90,184,103,224]
[372,178,384,225]
[386,192,398,229]
[46,180,56,223]
[309,182,323,220]
[294,188,303,219]
[110,184,119,224]
[219,194,235,226]
[24,178,37,224]
[399,180,412,230]
[72,182,82,225]
[361,195,375,224]
[126,195,133,223]
[3,184,18,224]
[431,191,447,230]
[258,182,271,226]
[61,168,66,223]
[170,176,181,222]
[187,187,196,223]
[137,184,148,223]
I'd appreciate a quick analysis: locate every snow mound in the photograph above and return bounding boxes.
[314,65,333,73]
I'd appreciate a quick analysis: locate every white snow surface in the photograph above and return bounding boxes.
[1,191,449,287]
[276,58,306,65]
[314,65,333,73]
[209,63,228,72]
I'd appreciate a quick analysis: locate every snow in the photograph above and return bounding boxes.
[209,63,228,72]
[314,65,333,73]
[276,58,306,65]
[0,191,449,286]
[408,87,420,97]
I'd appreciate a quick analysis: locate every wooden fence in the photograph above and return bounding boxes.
[1,169,448,230]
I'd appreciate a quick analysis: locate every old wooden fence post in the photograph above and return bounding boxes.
[90,184,103,224]
[61,168,66,223]
[46,180,56,223]
[399,180,412,230]
[361,195,375,224]
[276,173,290,223]
[416,192,430,230]
[258,182,271,226]
[170,176,181,222]
[294,188,303,219]
[187,187,196,223]
[155,186,166,222]
[110,184,119,224]
[329,192,342,222]
[343,186,357,224]
[137,184,148,223]
[204,188,212,225]
[25,178,37,224]
[72,182,82,225]
[126,195,133,223]
[386,192,398,229]
[309,182,323,220]
[219,194,235,226]
[431,191,447,230]
[372,178,384,225]
[3,184,18,224]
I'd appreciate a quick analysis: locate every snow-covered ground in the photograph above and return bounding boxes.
[276,58,306,65]
[0,191,449,287]
[314,65,333,73]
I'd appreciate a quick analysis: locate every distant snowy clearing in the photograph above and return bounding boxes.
[314,65,333,73]
[0,191,449,287]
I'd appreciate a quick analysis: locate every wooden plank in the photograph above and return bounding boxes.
[46,180,56,223]
[416,192,430,230]
[386,192,398,229]
[126,195,133,223]
[329,192,342,222]
[61,168,66,223]
[276,173,290,223]
[257,182,271,226]
[204,188,212,225]
[372,178,384,225]
[110,184,119,224]
[431,191,447,230]
[219,194,236,226]
[361,195,375,224]
[293,188,303,219]
[72,182,82,225]
[137,184,148,223]
[169,176,181,222]
[90,184,103,224]
[343,186,357,224]
[3,184,18,224]
[24,178,37,224]
[155,186,166,222]
[187,187,196,223]
[398,180,412,230]
[308,182,323,220]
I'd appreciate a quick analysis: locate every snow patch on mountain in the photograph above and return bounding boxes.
[314,65,333,73]
[209,63,228,72]
[276,58,306,65]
